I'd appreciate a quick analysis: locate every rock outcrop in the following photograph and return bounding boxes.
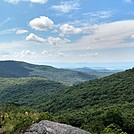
[24,120,91,134]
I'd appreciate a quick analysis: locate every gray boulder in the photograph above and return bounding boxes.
[24,120,91,134]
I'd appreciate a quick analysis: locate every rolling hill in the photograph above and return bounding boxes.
[0,60,97,85]
[0,77,66,109]
[40,68,134,134]
[0,67,134,133]
[43,68,134,113]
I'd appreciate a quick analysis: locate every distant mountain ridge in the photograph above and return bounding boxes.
[0,60,97,84]
[0,64,134,133]
[74,67,120,73]
[72,67,119,78]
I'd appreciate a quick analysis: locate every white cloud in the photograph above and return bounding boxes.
[26,33,70,45]
[83,11,112,19]
[0,41,31,51]
[57,20,134,56]
[47,36,70,45]
[130,34,134,39]
[41,50,53,57]
[26,33,46,43]
[79,52,99,58]
[15,50,37,59]
[76,20,134,50]
[15,29,28,34]
[57,52,65,57]
[0,28,28,35]
[4,0,20,4]
[0,28,15,35]
[20,50,36,56]
[42,50,48,55]
[29,16,54,31]
[4,0,48,4]
[30,0,48,4]
[51,0,80,13]
[60,24,82,35]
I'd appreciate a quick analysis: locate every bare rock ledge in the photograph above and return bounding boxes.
[24,120,91,134]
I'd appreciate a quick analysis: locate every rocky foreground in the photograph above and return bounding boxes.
[24,120,91,134]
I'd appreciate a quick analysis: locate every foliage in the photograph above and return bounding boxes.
[0,61,97,84]
[102,124,127,134]
[40,68,134,134]
[43,68,134,113]
[0,66,134,133]
[0,103,56,133]
[57,104,134,134]
[0,77,66,109]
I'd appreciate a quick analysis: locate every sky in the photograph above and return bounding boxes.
[1,0,134,68]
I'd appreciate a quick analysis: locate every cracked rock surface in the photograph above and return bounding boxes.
[24,120,91,134]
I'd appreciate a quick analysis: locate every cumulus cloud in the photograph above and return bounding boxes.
[26,33,46,43]
[4,0,48,4]
[29,16,54,31]
[15,50,37,59]
[26,33,69,45]
[47,36,70,45]
[51,0,80,13]
[60,24,82,35]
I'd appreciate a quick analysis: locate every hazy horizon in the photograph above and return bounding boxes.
[1,0,134,65]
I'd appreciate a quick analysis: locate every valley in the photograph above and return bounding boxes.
[0,61,134,134]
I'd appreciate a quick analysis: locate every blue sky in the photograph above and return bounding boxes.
[1,0,134,67]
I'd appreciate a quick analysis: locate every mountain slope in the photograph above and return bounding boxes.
[42,68,134,113]
[0,61,96,84]
[0,77,66,109]
[1,66,133,113]
[39,68,134,134]
[0,67,134,133]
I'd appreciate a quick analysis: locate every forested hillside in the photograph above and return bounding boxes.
[0,77,66,109]
[0,67,134,133]
[41,68,134,134]
[44,68,134,113]
[0,61,96,84]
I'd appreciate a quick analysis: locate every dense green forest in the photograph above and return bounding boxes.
[44,68,134,113]
[39,68,134,134]
[0,77,66,109]
[0,65,134,133]
[0,61,98,85]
